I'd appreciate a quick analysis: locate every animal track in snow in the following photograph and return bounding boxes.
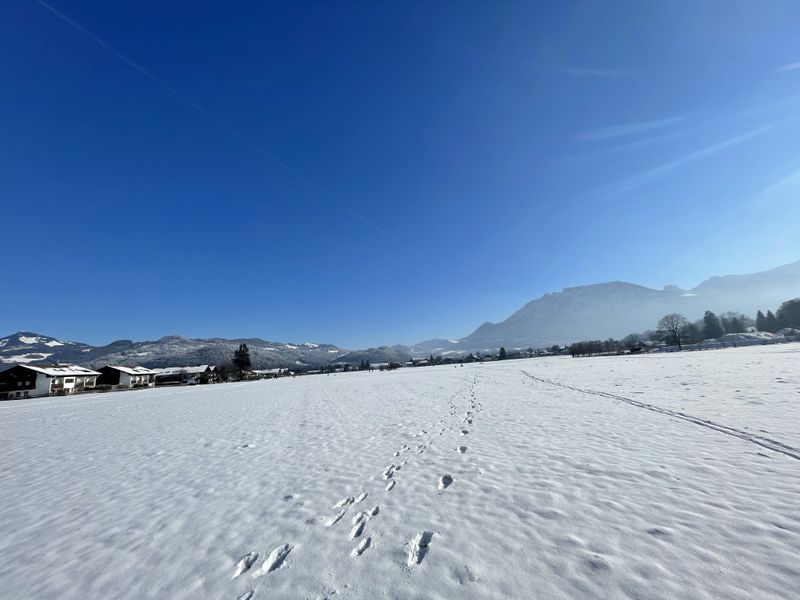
[237,591,255,600]
[232,551,259,579]
[326,510,346,527]
[456,446,469,454]
[352,536,372,557]
[252,544,293,577]
[355,492,368,503]
[386,480,396,491]
[438,474,454,491]
[368,505,380,516]
[460,429,469,435]
[334,496,354,509]
[352,511,367,526]
[408,531,434,566]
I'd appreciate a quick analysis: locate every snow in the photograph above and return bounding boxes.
[1,344,798,599]
[150,365,214,376]
[1,353,53,363]
[18,335,42,344]
[105,365,157,375]
[16,364,101,376]
[719,331,781,343]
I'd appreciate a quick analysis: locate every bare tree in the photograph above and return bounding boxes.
[658,313,689,349]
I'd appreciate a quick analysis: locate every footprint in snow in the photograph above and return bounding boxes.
[352,511,367,526]
[386,480,396,491]
[456,446,469,454]
[252,544,293,577]
[355,492,368,503]
[237,591,255,600]
[438,474,453,491]
[368,505,380,516]
[326,510,346,527]
[352,536,372,557]
[408,531,434,566]
[460,429,469,436]
[232,551,259,579]
[333,496,354,509]
[350,519,366,539]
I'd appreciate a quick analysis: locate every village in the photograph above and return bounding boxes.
[0,343,562,401]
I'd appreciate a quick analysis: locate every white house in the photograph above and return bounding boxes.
[97,365,156,389]
[0,364,100,400]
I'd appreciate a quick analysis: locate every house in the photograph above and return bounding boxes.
[97,365,156,389]
[152,365,217,386]
[0,364,100,400]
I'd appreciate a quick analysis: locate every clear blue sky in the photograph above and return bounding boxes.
[3,1,800,348]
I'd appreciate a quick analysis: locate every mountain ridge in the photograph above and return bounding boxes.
[3,259,799,369]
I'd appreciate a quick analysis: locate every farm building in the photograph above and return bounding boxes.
[97,365,156,389]
[0,364,100,400]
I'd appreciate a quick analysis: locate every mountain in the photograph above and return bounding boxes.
[0,332,349,370]
[0,332,94,365]
[3,260,799,369]
[335,345,413,365]
[454,260,800,351]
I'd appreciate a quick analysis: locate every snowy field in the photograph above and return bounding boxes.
[1,345,799,600]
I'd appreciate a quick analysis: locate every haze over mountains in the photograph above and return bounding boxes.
[3,260,799,369]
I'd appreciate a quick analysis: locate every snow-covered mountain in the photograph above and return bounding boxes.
[0,332,93,364]
[0,332,348,370]
[3,260,799,369]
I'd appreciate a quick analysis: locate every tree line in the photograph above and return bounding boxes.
[570,297,800,357]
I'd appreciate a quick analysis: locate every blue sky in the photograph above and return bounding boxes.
[3,1,800,348]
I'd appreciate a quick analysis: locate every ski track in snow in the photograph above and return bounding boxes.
[1,345,799,599]
[520,369,800,461]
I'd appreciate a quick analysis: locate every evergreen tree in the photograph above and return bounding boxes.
[755,310,767,331]
[233,343,251,371]
[683,323,701,344]
[498,347,507,360]
[720,312,746,334]
[702,310,723,340]
[766,310,779,332]
[776,298,800,329]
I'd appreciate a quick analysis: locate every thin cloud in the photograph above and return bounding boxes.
[776,62,800,72]
[595,121,783,200]
[34,0,391,239]
[575,117,684,142]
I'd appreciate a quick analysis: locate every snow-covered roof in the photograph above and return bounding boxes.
[20,365,101,377]
[152,365,215,376]
[104,365,156,375]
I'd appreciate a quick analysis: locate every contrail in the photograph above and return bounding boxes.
[34,0,390,237]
